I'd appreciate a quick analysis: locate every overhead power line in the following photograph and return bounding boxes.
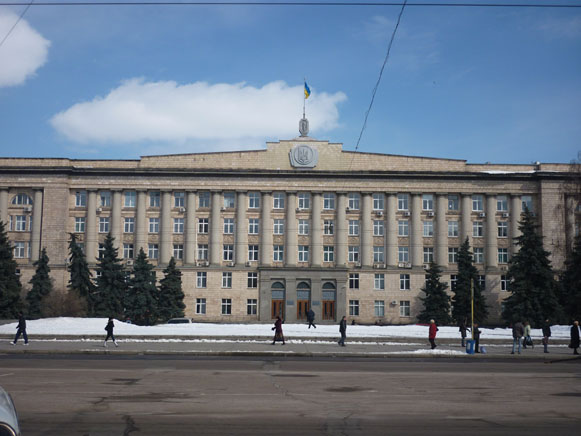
[0,1,33,50]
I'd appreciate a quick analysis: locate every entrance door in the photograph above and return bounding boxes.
[322,285,336,321]
[322,300,335,320]
[297,300,310,320]
[272,300,284,319]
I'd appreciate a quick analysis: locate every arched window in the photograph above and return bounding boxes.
[297,281,310,290]
[271,281,285,290]
[322,282,336,290]
[11,193,32,205]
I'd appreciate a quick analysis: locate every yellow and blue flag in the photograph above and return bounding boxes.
[304,81,311,99]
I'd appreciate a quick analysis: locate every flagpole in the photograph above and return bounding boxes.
[303,77,306,119]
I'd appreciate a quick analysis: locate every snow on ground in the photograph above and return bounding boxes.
[0,317,572,339]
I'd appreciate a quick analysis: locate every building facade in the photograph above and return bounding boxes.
[1,135,579,324]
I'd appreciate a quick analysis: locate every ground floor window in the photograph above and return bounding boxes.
[349,300,359,316]
[221,299,232,315]
[374,300,385,317]
[247,299,257,315]
[196,298,206,314]
[400,301,411,317]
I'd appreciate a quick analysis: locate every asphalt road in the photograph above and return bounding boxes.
[1,355,580,435]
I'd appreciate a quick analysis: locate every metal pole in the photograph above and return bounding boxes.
[471,278,474,340]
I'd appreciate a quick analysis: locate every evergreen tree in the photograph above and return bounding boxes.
[68,233,95,315]
[0,220,23,317]
[559,235,581,322]
[125,248,158,325]
[502,209,560,326]
[93,233,127,319]
[417,262,452,325]
[157,257,185,323]
[26,247,54,318]
[451,237,489,324]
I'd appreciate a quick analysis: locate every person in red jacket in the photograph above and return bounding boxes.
[429,319,439,350]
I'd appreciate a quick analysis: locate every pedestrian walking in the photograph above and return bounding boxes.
[307,308,316,329]
[104,317,118,347]
[11,312,28,345]
[428,319,438,350]
[459,319,468,347]
[570,321,580,355]
[523,321,533,349]
[271,316,285,345]
[473,323,481,353]
[511,321,524,354]
[338,316,347,346]
[542,319,551,354]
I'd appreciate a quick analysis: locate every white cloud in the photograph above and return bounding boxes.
[50,79,347,150]
[0,10,50,87]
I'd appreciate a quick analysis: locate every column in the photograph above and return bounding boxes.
[210,191,222,265]
[0,189,8,225]
[386,194,397,266]
[260,192,273,266]
[86,190,98,263]
[160,190,172,264]
[461,194,472,245]
[30,189,43,261]
[285,192,297,266]
[510,195,522,254]
[435,194,448,266]
[111,190,122,250]
[411,194,422,267]
[135,190,147,256]
[361,193,373,267]
[486,194,498,268]
[311,192,322,267]
[336,193,347,266]
[185,191,197,265]
[235,191,247,266]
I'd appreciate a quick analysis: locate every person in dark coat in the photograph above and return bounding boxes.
[459,319,468,347]
[428,319,438,350]
[542,319,551,354]
[272,316,285,345]
[473,323,481,353]
[511,321,524,354]
[307,308,316,329]
[104,317,118,348]
[11,312,28,345]
[570,321,580,355]
[338,316,347,346]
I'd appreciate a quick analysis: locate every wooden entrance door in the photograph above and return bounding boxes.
[272,300,284,319]
[322,300,335,321]
[297,300,310,320]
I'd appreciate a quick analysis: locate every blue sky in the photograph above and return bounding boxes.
[0,1,580,164]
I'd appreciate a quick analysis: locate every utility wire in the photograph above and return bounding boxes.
[0,0,34,50]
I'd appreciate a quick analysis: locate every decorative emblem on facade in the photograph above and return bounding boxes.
[290,145,318,168]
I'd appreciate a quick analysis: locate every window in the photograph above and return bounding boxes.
[371,220,384,237]
[223,218,234,234]
[173,218,184,234]
[498,221,508,238]
[448,247,458,263]
[373,193,385,211]
[223,192,235,209]
[450,274,458,291]
[348,193,360,210]
[400,274,410,290]
[349,273,359,290]
[75,191,87,207]
[12,193,32,205]
[149,191,160,207]
[75,217,85,233]
[99,191,111,207]
[123,243,134,259]
[198,192,210,208]
[501,275,509,291]
[398,220,409,237]
[196,298,206,314]
[198,218,209,234]
[373,246,384,263]
[423,247,434,264]
[98,243,105,259]
[273,192,285,209]
[497,195,508,212]
[478,274,486,290]
[78,243,85,254]
[298,193,310,209]
[148,244,159,260]
[324,220,334,235]
[197,272,207,288]
[298,245,309,262]
[324,246,334,262]
[348,246,360,263]
[273,245,284,262]
[448,221,459,237]
[223,245,234,261]
[222,272,232,288]
[247,299,258,315]
[99,217,110,233]
[374,274,385,290]
[374,301,385,317]
[398,246,409,262]
[273,219,284,235]
[473,221,484,237]
[349,300,360,316]
[323,193,335,210]
[498,248,508,264]
[400,301,411,317]
[197,244,208,260]
[348,220,360,236]
[174,192,185,208]
[397,193,409,210]
[522,195,533,212]
[13,242,27,258]
[422,194,434,211]
[149,218,159,233]
[472,195,483,211]
[13,215,27,232]
[248,245,259,261]
[248,192,260,209]
[247,272,258,288]
[124,217,135,233]
[173,244,184,260]
[423,221,434,237]
[124,191,136,208]
[221,299,232,315]
[448,195,459,211]
[298,219,309,235]
[474,247,484,264]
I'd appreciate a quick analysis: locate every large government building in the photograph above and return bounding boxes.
[1,123,579,324]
